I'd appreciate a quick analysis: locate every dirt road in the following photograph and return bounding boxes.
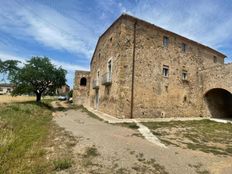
[54,107,232,174]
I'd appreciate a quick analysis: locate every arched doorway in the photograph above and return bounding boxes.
[80,77,87,86]
[204,88,232,118]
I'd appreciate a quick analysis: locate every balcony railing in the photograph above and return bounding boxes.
[101,72,112,86]
[92,79,99,89]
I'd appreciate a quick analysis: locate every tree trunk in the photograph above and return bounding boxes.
[36,93,42,102]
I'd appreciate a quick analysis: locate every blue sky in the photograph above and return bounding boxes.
[1,0,232,87]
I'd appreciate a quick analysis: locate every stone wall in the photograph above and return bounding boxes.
[89,19,126,118]
[199,63,232,117]
[119,16,225,118]
[200,63,232,94]
[73,71,90,106]
[78,14,229,119]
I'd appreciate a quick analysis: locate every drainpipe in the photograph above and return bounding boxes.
[130,20,137,119]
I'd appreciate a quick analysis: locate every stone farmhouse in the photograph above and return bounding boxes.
[73,14,232,119]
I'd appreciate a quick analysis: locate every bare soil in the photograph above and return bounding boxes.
[53,104,232,174]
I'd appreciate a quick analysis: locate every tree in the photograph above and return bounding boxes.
[68,89,73,98]
[10,56,67,102]
[0,59,20,81]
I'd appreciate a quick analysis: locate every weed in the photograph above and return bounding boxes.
[53,158,72,171]
[114,123,139,129]
[84,146,99,158]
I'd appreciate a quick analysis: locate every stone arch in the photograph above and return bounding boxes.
[204,88,232,118]
[80,77,87,86]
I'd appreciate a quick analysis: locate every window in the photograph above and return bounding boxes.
[80,77,87,86]
[183,95,187,102]
[108,59,112,79]
[165,85,168,92]
[181,43,187,52]
[162,65,169,77]
[97,70,100,80]
[182,70,188,80]
[213,56,217,63]
[0,88,3,92]
[163,36,169,47]
[96,69,100,83]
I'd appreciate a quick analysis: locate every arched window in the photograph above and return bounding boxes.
[80,77,87,86]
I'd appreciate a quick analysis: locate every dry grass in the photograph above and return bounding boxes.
[143,120,232,156]
[0,101,77,173]
[0,95,54,103]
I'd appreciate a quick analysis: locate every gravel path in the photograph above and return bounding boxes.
[54,108,232,174]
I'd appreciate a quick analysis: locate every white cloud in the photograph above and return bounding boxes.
[0,0,97,59]
[128,0,232,52]
[0,52,89,87]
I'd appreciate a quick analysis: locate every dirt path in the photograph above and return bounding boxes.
[51,100,69,109]
[54,108,232,174]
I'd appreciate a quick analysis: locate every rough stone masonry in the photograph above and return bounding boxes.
[73,14,232,119]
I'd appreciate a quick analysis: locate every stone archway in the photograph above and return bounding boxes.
[204,88,232,118]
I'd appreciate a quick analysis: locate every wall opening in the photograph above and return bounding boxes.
[204,88,232,118]
[80,77,87,86]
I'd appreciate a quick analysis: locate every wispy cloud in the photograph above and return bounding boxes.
[1,0,232,87]
[127,0,232,56]
[0,52,88,86]
[0,0,97,58]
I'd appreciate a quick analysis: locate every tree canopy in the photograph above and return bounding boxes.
[1,56,67,102]
[0,59,20,81]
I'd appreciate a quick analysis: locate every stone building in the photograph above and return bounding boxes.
[73,71,90,105]
[0,83,14,95]
[73,14,232,119]
[57,84,70,96]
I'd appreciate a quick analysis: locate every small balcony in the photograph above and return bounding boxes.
[101,72,112,86]
[92,80,99,89]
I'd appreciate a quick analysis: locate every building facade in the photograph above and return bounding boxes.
[57,84,70,96]
[73,71,90,105]
[73,14,232,119]
[0,83,14,95]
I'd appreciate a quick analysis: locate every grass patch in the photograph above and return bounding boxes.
[0,101,75,173]
[0,102,53,173]
[189,163,210,174]
[143,120,232,156]
[84,146,100,158]
[53,158,72,171]
[114,122,139,129]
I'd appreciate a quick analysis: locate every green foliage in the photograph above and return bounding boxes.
[84,146,99,158]
[0,59,20,81]
[10,56,67,101]
[0,102,52,173]
[68,89,73,98]
[53,158,72,171]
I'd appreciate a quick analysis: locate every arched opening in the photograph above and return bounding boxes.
[80,77,87,86]
[204,88,232,118]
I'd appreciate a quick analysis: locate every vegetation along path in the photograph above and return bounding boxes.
[54,105,232,174]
